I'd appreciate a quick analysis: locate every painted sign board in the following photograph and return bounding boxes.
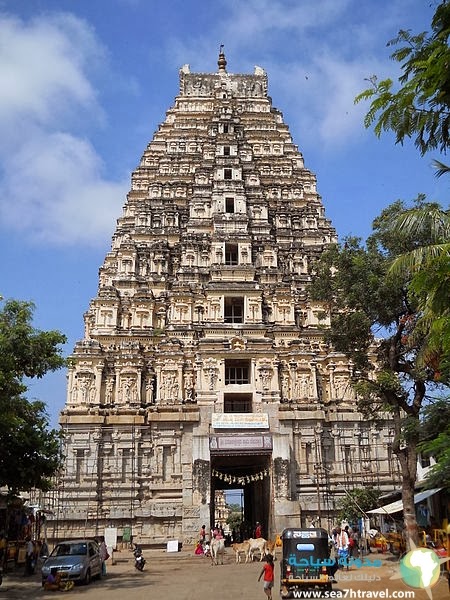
[210,433,272,453]
[212,412,269,429]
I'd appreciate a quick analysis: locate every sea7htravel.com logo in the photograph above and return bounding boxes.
[291,591,415,598]
[399,548,441,589]
[390,545,449,600]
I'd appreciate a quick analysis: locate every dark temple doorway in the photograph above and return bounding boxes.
[210,452,272,541]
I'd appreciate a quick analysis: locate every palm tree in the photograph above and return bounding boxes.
[388,194,450,381]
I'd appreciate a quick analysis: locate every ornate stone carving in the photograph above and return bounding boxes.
[55,51,398,546]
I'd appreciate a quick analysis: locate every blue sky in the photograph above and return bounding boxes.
[0,0,447,429]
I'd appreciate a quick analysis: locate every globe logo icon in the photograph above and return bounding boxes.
[399,548,441,589]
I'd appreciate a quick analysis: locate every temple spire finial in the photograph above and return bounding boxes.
[218,44,227,73]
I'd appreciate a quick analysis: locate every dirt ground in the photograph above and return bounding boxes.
[1,546,449,600]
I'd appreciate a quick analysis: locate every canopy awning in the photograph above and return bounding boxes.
[367,488,441,515]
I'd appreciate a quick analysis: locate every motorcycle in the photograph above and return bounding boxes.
[133,544,146,571]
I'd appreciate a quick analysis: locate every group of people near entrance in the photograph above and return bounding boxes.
[194,521,265,557]
[194,522,225,556]
[329,524,359,572]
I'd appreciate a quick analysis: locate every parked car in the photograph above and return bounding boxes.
[41,539,102,586]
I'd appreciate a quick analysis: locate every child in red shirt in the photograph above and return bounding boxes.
[258,553,274,600]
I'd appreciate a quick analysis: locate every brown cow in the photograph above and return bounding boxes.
[265,539,277,559]
[231,541,250,563]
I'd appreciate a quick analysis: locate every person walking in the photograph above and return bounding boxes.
[24,537,35,576]
[99,538,109,576]
[199,524,206,543]
[335,527,349,570]
[258,553,274,600]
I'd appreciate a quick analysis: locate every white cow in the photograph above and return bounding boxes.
[210,538,225,565]
[247,537,267,562]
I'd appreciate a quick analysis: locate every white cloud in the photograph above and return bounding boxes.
[0,12,125,246]
[0,12,101,128]
[0,0,428,247]
[0,129,127,245]
[266,52,389,148]
[165,0,410,148]
[223,0,352,41]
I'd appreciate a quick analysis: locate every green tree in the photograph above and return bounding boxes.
[337,487,382,525]
[0,297,67,493]
[309,199,447,548]
[388,201,450,382]
[355,1,450,155]
[226,503,243,532]
[418,398,450,491]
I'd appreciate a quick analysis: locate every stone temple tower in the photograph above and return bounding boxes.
[54,50,399,545]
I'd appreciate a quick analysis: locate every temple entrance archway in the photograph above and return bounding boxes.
[209,433,272,540]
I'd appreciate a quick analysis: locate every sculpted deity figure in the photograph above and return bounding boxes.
[334,375,352,400]
[183,372,195,401]
[298,375,310,398]
[259,368,272,391]
[281,371,290,401]
[207,368,218,391]
[165,373,174,401]
[71,380,79,404]
[172,380,179,403]
[145,375,155,404]
[121,377,137,404]
[160,372,175,403]
[78,375,92,404]
[105,378,114,405]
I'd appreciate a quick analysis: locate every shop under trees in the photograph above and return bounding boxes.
[309,198,448,548]
[0,297,67,493]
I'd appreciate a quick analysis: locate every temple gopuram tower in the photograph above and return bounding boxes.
[54,50,399,545]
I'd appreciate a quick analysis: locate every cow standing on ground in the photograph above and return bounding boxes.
[210,538,225,565]
[232,541,250,563]
[247,537,267,562]
[265,539,277,560]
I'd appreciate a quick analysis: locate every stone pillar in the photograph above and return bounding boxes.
[328,363,336,399]
[94,364,103,405]
[310,361,318,398]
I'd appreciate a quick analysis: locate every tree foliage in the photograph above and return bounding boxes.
[337,487,382,525]
[350,0,450,546]
[226,503,243,531]
[309,198,448,546]
[388,202,450,382]
[0,297,67,493]
[418,398,450,491]
[355,1,450,155]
